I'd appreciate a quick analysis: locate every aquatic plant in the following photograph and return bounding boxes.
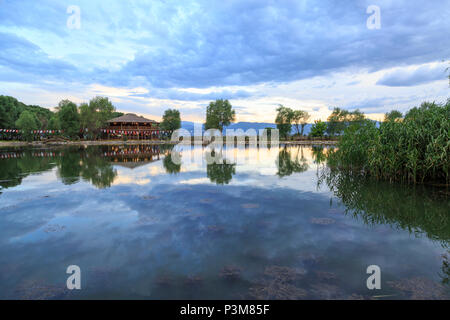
[248,266,307,300]
[219,266,242,281]
[248,281,307,300]
[441,252,449,286]
[387,277,448,300]
[14,280,69,300]
[318,167,450,247]
[328,100,450,184]
[183,275,204,287]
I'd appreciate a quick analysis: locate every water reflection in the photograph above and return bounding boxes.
[0,145,168,191]
[318,167,450,246]
[0,145,449,299]
[318,166,450,286]
[276,146,309,177]
[163,153,181,174]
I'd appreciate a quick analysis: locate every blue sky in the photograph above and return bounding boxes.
[0,0,449,122]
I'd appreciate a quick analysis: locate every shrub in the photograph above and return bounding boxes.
[328,100,449,184]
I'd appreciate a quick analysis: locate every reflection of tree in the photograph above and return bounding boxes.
[276,146,309,177]
[57,147,117,188]
[58,151,82,185]
[312,146,326,164]
[207,160,236,185]
[80,156,117,189]
[163,153,181,174]
[0,150,57,189]
[441,252,449,286]
[318,167,450,248]
[1,147,118,190]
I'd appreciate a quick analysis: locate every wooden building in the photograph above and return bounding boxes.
[102,113,166,140]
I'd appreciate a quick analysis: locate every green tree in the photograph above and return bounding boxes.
[57,100,80,138]
[79,97,116,138]
[90,96,116,128]
[292,110,310,136]
[15,110,40,141]
[47,115,61,130]
[0,96,54,129]
[310,120,327,137]
[205,99,235,132]
[326,108,365,136]
[0,95,26,128]
[384,110,403,122]
[275,105,294,139]
[160,109,181,134]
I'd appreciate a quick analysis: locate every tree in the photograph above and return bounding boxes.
[78,97,116,139]
[326,108,365,136]
[384,110,403,122]
[205,99,235,132]
[15,110,40,141]
[292,110,310,136]
[78,102,93,137]
[310,120,327,137]
[275,105,294,139]
[0,95,54,129]
[160,109,181,134]
[89,96,115,128]
[57,100,80,138]
[47,115,61,130]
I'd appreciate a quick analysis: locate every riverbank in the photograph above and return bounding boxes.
[0,140,178,148]
[0,139,337,148]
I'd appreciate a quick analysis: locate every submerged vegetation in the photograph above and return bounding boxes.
[318,167,450,248]
[328,100,450,184]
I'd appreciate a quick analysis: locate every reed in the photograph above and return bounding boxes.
[328,100,449,184]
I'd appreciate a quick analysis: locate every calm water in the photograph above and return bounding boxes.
[0,144,448,300]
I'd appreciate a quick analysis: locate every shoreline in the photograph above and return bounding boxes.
[0,139,337,148]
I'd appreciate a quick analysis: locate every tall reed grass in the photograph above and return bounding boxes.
[328,100,449,184]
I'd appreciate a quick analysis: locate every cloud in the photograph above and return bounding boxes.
[0,32,77,81]
[376,64,448,87]
[116,0,450,88]
[131,89,256,101]
[0,0,449,119]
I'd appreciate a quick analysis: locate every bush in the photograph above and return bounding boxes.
[328,100,449,184]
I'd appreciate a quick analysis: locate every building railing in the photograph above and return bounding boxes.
[106,126,160,131]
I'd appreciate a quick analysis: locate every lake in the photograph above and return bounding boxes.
[0,144,448,299]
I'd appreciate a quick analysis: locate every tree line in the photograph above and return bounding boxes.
[0,95,184,141]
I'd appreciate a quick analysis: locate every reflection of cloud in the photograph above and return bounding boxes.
[112,168,152,186]
[179,178,210,185]
[112,176,151,186]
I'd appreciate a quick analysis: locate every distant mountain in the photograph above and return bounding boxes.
[181,121,312,135]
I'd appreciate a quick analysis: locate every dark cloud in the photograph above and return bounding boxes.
[117,0,450,88]
[376,64,447,87]
[0,0,449,93]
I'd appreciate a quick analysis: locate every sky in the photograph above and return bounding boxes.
[0,0,449,122]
